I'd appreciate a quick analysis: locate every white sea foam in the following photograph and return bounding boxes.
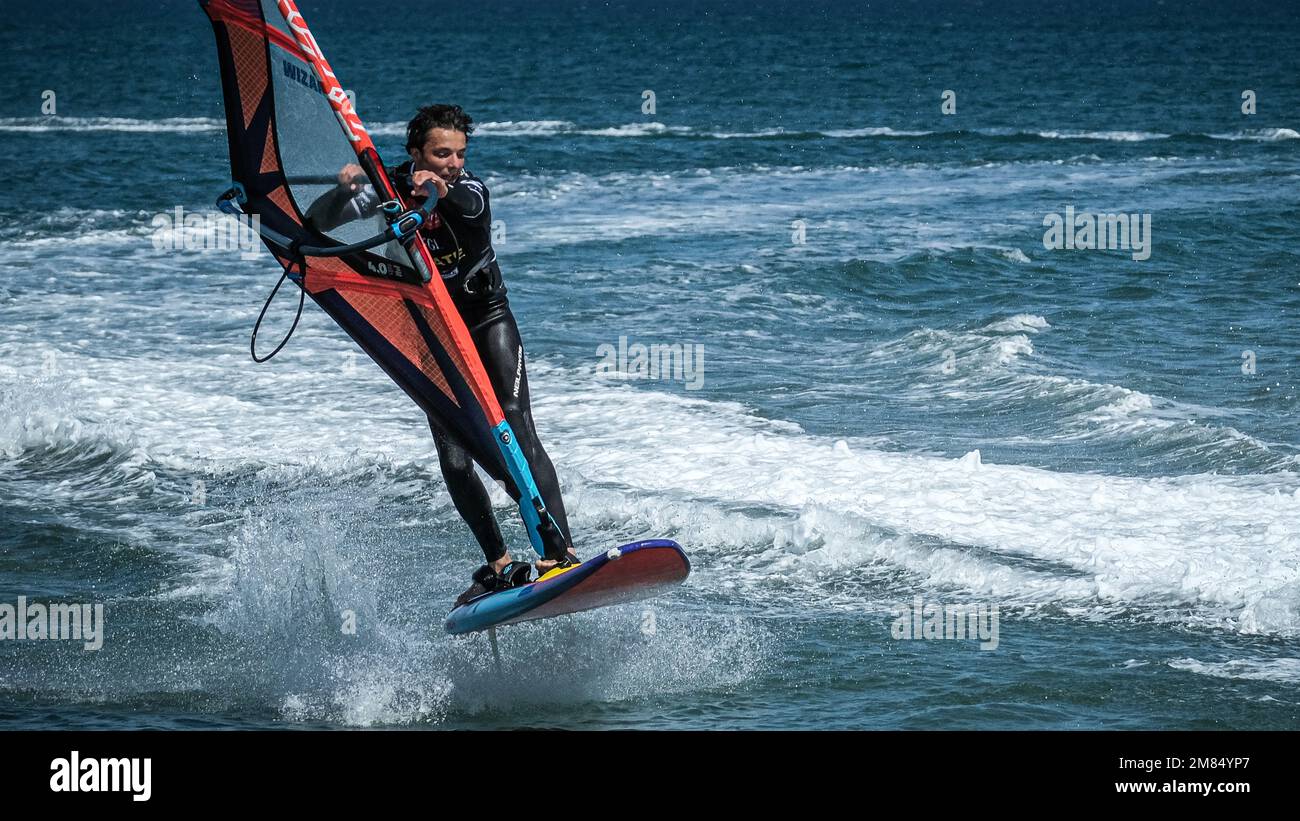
[820,127,934,138]
[7,320,1300,642]
[1168,657,1300,684]
[1207,128,1300,142]
[0,116,222,133]
[529,366,1300,635]
[982,314,1050,333]
[475,119,576,135]
[1035,129,1168,142]
[577,122,693,137]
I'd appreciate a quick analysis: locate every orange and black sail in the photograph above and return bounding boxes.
[201,0,565,557]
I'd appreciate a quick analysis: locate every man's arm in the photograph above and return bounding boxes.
[440,176,489,223]
[403,168,490,224]
[305,163,378,232]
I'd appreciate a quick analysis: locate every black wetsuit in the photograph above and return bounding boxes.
[310,163,572,563]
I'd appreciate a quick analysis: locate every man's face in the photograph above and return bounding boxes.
[409,128,467,183]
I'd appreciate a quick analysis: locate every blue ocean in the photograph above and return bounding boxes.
[1,0,1298,729]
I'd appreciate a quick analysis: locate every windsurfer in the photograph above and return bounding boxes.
[307,105,578,606]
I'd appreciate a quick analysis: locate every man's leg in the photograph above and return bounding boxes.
[471,307,575,559]
[428,415,509,566]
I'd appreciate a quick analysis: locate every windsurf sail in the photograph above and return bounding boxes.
[200,0,566,557]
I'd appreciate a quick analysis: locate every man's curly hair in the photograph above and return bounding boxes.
[406,104,475,153]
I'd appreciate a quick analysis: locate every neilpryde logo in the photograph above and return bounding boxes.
[50,752,151,802]
[0,597,104,651]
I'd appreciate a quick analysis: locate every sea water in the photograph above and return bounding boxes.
[0,0,1297,729]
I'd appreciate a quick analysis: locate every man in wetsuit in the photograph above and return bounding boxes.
[306,104,577,606]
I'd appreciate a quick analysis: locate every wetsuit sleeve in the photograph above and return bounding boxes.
[440,176,490,224]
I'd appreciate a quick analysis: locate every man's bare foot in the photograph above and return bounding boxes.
[534,551,579,575]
